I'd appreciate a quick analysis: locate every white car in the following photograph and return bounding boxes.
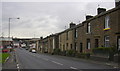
[31,49,36,53]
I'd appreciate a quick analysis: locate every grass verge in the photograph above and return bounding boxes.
[0,53,10,63]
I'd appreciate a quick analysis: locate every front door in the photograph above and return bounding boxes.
[118,36,120,50]
[80,43,83,53]
[95,39,99,48]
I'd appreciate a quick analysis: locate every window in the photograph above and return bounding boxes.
[95,39,99,48]
[74,42,77,51]
[87,23,91,33]
[118,37,120,50]
[74,29,78,38]
[87,39,91,49]
[105,16,110,29]
[80,43,83,52]
[70,44,72,49]
[104,36,110,47]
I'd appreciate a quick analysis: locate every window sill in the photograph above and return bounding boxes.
[103,28,110,31]
[86,33,92,34]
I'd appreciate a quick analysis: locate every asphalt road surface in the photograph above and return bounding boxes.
[15,48,115,70]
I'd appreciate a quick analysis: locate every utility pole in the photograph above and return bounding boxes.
[8,17,20,46]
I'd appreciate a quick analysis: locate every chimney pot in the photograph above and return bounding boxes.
[115,0,120,7]
[40,37,43,40]
[97,8,106,14]
[69,22,76,28]
[86,15,93,20]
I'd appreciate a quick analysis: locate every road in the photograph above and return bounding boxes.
[15,48,115,70]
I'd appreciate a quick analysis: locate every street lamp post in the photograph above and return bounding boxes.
[8,17,20,45]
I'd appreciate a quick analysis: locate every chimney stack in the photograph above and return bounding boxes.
[70,22,76,28]
[40,37,43,40]
[97,8,106,14]
[115,0,120,7]
[86,15,93,20]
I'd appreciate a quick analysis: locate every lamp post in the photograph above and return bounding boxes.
[8,17,20,45]
[8,17,20,38]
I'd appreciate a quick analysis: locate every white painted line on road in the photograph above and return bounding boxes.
[106,63,111,65]
[70,67,77,69]
[17,66,20,69]
[17,64,20,69]
[52,61,63,65]
[113,67,117,68]
[18,69,20,71]
[17,64,19,67]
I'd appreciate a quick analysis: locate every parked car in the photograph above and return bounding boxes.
[25,47,29,50]
[7,46,14,52]
[7,46,12,49]
[2,49,9,53]
[14,45,18,48]
[0,46,3,49]
[31,49,36,53]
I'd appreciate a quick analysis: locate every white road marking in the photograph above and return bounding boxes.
[114,67,117,68]
[52,61,63,65]
[17,64,19,67]
[70,67,77,69]
[17,64,20,69]
[17,66,19,68]
[106,63,111,65]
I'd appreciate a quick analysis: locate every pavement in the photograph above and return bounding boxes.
[1,48,120,71]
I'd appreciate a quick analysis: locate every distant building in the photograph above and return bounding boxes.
[0,37,13,47]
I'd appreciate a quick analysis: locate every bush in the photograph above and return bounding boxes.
[60,50,66,56]
[92,47,118,61]
[76,53,90,59]
[66,50,76,57]
[53,48,61,55]
[92,47,117,54]
[2,53,10,63]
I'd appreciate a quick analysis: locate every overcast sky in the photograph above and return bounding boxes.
[1,0,115,38]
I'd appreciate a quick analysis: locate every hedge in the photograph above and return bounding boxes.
[53,48,61,55]
[66,50,76,57]
[92,47,118,54]
[76,53,90,59]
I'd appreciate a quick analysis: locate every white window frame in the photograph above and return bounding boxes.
[118,38,120,50]
[87,39,91,49]
[75,42,77,51]
[105,16,110,29]
[88,23,91,33]
[105,36,110,47]
[87,23,91,34]
[75,29,78,38]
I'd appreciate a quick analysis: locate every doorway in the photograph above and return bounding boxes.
[80,43,83,53]
[95,39,99,48]
[117,36,120,50]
